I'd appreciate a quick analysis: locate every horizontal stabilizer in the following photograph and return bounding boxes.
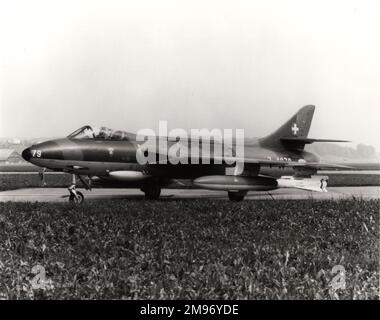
[291,162,354,170]
[280,137,350,144]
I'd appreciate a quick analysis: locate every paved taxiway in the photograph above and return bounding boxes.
[0,186,379,202]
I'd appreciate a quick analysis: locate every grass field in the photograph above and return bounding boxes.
[0,199,378,299]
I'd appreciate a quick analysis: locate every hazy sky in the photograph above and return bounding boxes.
[0,0,379,149]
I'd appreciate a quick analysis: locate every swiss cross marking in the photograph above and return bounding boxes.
[291,123,299,135]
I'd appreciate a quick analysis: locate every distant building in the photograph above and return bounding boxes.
[7,138,21,145]
[0,149,25,164]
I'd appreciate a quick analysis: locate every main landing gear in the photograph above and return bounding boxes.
[228,191,247,202]
[141,181,161,200]
[68,174,91,204]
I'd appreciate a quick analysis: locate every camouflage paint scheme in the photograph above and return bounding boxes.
[21,105,349,200]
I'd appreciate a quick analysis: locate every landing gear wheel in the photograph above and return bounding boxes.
[67,175,85,204]
[69,191,84,203]
[142,183,161,200]
[228,191,246,202]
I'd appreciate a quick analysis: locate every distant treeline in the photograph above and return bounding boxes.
[306,143,379,160]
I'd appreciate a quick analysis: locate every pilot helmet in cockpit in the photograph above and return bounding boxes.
[96,126,113,139]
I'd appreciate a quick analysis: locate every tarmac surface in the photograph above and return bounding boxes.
[0,186,379,202]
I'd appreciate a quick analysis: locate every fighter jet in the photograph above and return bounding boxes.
[22,105,350,202]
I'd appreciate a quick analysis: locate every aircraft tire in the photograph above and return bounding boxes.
[228,191,245,202]
[143,184,161,200]
[69,191,84,204]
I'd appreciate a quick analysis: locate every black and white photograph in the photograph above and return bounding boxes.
[0,0,379,306]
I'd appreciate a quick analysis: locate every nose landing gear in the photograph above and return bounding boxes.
[67,174,91,204]
[68,185,84,203]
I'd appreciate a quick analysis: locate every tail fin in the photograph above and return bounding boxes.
[259,105,315,149]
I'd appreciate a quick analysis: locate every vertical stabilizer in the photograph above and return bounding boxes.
[259,105,315,149]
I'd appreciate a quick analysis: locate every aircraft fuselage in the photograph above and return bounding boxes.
[22,137,319,178]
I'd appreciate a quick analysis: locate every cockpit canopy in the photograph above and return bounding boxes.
[68,125,134,141]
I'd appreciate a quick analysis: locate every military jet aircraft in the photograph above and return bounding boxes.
[22,105,350,202]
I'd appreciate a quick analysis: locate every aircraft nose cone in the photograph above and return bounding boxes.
[22,147,32,161]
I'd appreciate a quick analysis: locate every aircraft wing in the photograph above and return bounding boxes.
[152,153,354,171]
[239,158,354,170]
